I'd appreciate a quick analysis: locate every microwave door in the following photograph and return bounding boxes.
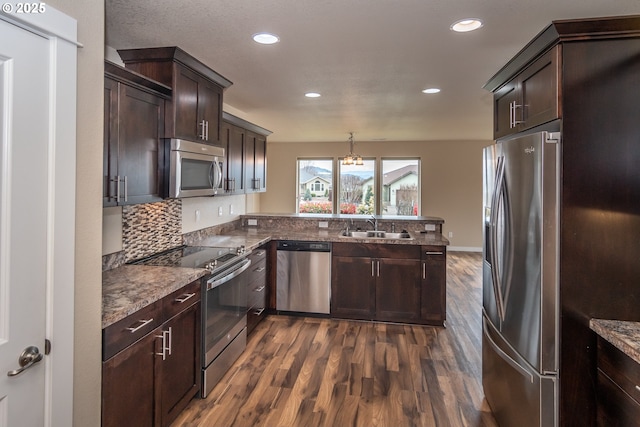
[172,151,218,198]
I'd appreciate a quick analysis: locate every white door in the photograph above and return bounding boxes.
[0,19,50,426]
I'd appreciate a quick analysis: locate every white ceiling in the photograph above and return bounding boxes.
[105,1,639,143]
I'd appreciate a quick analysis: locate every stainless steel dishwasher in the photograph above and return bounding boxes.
[276,241,331,314]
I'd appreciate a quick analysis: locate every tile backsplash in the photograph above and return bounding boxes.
[122,199,182,261]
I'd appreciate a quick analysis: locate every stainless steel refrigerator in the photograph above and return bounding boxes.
[482,130,560,427]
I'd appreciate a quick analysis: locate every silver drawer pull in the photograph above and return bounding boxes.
[255,250,265,257]
[636,385,640,393]
[425,251,444,255]
[175,292,196,303]
[254,267,266,273]
[253,308,265,315]
[254,285,265,292]
[125,318,154,333]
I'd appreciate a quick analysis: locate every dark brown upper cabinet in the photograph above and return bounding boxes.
[118,47,232,146]
[222,112,271,194]
[103,61,171,207]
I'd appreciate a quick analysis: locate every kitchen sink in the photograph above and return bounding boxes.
[340,230,413,240]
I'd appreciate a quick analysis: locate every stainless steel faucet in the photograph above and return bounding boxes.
[367,215,378,231]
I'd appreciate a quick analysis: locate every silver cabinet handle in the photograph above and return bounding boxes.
[377,260,380,277]
[371,260,375,277]
[125,318,154,333]
[255,250,266,257]
[636,385,640,392]
[422,261,426,280]
[205,120,209,141]
[7,346,43,377]
[156,327,171,360]
[253,308,265,315]
[199,119,206,140]
[254,285,265,292]
[123,176,128,202]
[254,267,266,273]
[425,251,444,255]
[175,292,196,304]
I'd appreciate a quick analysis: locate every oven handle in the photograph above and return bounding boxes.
[206,258,252,290]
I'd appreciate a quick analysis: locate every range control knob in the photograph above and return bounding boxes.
[236,245,246,254]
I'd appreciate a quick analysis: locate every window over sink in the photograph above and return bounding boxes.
[296,157,421,216]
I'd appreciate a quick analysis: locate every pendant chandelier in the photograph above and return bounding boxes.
[342,132,363,166]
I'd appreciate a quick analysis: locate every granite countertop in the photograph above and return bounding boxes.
[102,265,208,329]
[192,227,449,248]
[590,318,640,365]
[103,226,448,329]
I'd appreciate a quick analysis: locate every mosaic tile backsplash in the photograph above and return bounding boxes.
[122,199,182,261]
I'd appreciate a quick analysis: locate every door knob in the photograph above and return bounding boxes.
[6,346,43,377]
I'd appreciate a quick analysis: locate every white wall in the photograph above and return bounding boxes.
[45,0,104,425]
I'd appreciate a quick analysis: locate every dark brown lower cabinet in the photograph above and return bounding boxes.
[421,247,446,325]
[102,282,201,427]
[247,245,268,334]
[102,331,156,427]
[331,243,444,325]
[596,337,640,426]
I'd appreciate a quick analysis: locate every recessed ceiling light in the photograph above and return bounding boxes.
[422,88,441,94]
[252,32,280,44]
[450,19,483,33]
[305,92,321,98]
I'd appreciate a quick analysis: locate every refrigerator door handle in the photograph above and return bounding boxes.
[483,318,534,384]
[489,156,507,321]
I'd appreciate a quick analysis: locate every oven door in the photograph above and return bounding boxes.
[202,257,251,367]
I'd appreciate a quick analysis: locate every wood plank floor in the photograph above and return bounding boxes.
[172,252,497,427]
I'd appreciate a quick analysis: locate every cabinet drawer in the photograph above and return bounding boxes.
[247,258,267,285]
[597,337,640,404]
[163,280,201,320]
[103,299,163,360]
[332,242,420,259]
[597,367,640,426]
[248,280,266,310]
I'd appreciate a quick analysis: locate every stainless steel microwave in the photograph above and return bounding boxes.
[167,139,225,198]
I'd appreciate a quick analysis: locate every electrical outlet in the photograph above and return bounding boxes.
[318,221,329,228]
[424,224,436,231]
[448,231,453,238]
[218,206,223,216]
[247,219,258,226]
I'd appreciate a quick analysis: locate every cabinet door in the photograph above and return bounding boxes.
[117,83,165,205]
[103,77,119,206]
[493,79,519,139]
[158,302,201,427]
[102,329,159,427]
[331,256,376,319]
[244,133,256,193]
[421,248,446,325]
[197,79,222,144]
[253,134,267,192]
[519,47,560,131]
[173,66,200,140]
[224,122,245,194]
[376,258,421,323]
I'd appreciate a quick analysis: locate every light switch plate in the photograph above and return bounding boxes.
[424,223,436,231]
[318,221,329,228]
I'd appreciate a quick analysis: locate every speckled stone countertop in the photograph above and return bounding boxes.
[190,228,449,248]
[104,225,448,329]
[590,319,640,365]
[102,265,208,329]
